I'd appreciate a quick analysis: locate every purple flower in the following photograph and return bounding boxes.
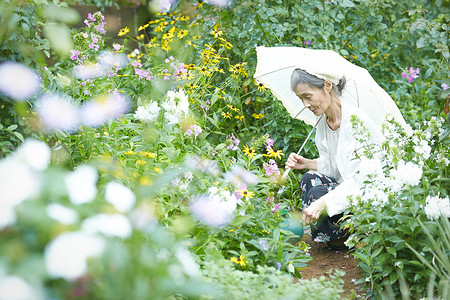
[263,159,280,179]
[441,83,449,91]
[226,133,240,150]
[113,43,122,51]
[265,137,274,148]
[402,67,420,83]
[70,50,80,61]
[276,262,282,270]
[306,40,312,46]
[259,239,269,251]
[271,203,281,214]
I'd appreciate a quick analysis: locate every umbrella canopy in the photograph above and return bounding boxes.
[254,46,406,127]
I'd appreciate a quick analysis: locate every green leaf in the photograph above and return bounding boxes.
[230,215,252,226]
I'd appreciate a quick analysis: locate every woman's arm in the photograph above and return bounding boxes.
[285,153,317,171]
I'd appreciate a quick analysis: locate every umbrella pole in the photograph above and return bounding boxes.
[280,114,324,182]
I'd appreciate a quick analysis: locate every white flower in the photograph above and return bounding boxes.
[82,213,132,239]
[175,248,199,277]
[105,181,136,212]
[0,61,41,101]
[81,95,130,127]
[190,190,237,227]
[0,158,41,227]
[413,140,431,160]
[164,111,179,125]
[133,101,161,122]
[204,0,231,8]
[36,94,80,132]
[424,195,450,220]
[65,165,98,205]
[0,275,36,300]
[390,160,423,187]
[98,51,128,69]
[223,165,258,187]
[44,231,105,280]
[46,203,78,225]
[358,157,384,183]
[73,63,104,80]
[13,139,51,171]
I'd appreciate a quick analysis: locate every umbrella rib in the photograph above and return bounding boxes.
[254,65,296,79]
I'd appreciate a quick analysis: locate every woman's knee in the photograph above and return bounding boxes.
[300,171,317,186]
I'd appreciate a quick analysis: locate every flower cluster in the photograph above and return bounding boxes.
[263,159,281,180]
[134,101,161,122]
[162,89,190,124]
[226,133,240,150]
[189,187,238,227]
[348,114,448,211]
[401,67,420,83]
[185,124,202,138]
[36,93,130,131]
[424,195,450,220]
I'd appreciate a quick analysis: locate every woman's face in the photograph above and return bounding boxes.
[294,82,332,116]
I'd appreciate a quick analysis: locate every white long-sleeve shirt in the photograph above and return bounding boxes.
[315,102,381,216]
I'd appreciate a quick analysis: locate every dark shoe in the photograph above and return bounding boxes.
[326,237,348,251]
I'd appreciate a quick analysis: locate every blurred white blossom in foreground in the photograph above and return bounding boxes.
[223,165,258,187]
[204,0,232,7]
[0,275,37,300]
[190,188,237,227]
[65,165,98,205]
[0,139,50,229]
[105,181,136,212]
[46,203,79,225]
[45,231,105,280]
[36,94,80,132]
[73,62,103,80]
[98,51,128,69]
[134,101,161,122]
[81,94,130,127]
[82,213,132,239]
[0,61,41,101]
[424,195,450,220]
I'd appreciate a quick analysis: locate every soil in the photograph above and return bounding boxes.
[298,232,365,299]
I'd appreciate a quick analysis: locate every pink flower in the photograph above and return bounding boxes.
[402,67,420,83]
[70,50,80,61]
[441,83,449,91]
[113,43,122,51]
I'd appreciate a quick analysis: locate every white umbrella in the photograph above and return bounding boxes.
[254,46,406,181]
[254,46,406,127]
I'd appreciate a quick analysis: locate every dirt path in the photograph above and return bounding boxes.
[299,233,365,299]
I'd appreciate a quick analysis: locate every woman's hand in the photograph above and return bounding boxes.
[285,153,310,170]
[302,198,327,226]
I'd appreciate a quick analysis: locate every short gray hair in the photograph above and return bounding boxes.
[290,68,346,96]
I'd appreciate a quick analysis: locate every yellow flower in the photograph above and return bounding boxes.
[243,145,256,159]
[350,54,358,60]
[229,62,248,78]
[252,113,265,119]
[214,181,220,185]
[136,34,145,40]
[137,160,147,165]
[124,150,135,155]
[221,112,232,119]
[138,24,149,31]
[238,188,254,199]
[210,24,223,37]
[118,27,130,36]
[230,255,247,266]
[256,81,266,92]
[177,29,189,39]
[146,42,159,48]
[227,104,239,112]
[154,167,160,173]
[235,115,244,121]
[186,40,199,49]
[140,151,157,158]
[264,147,285,160]
[139,177,152,186]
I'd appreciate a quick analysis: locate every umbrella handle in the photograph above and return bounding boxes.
[281,115,323,182]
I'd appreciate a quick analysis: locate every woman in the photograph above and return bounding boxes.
[285,68,380,250]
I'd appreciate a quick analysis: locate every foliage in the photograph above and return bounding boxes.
[199,257,345,300]
[345,115,449,298]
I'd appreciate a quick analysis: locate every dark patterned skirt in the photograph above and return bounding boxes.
[300,171,348,242]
